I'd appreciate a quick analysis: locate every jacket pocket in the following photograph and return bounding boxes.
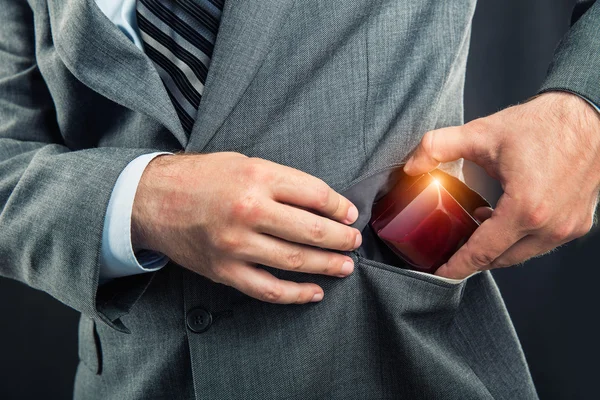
[348,250,467,319]
[340,163,478,291]
[78,315,102,375]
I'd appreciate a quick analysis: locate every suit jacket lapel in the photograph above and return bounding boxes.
[186,0,296,152]
[47,0,188,148]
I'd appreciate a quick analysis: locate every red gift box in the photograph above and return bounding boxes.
[369,169,489,274]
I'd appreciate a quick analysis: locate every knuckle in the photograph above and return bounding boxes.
[209,264,229,285]
[521,202,551,230]
[468,251,495,269]
[243,159,273,182]
[342,230,356,250]
[242,159,262,179]
[213,232,242,252]
[464,118,489,136]
[259,284,283,303]
[295,291,309,304]
[324,257,336,276]
[548,225,573,243]
[421,130,437,158]
[463,119,494,159]
[231,194,263,221]
[285,248,306,271]
[322,255,338,275]
[313,182,331,210]
[309,218,327,242]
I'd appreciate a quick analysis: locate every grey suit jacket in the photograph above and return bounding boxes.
[1,0,597,398]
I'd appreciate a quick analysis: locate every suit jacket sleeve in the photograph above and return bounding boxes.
[0,0,159,333]
[539,1,600,104]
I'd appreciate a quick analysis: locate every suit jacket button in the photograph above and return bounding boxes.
[186,307,212,333]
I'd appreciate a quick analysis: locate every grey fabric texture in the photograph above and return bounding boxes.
[539,1,600,102]
[3,0,592,398]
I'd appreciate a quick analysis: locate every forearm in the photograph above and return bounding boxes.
[0,0,165,332]
[0,141,162,330]
[539,1,600,104]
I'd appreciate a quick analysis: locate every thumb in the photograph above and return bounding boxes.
[473,206,494,223]
[404,125,478,176]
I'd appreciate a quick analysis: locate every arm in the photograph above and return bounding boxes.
[1,1,363,310]
[403,2,600,279]
[0,1,163,332]
[539,1,600,106]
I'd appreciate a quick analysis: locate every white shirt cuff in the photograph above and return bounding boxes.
[99,152,172,283]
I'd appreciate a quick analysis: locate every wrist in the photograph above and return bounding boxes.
[131,154,175,253]
[531,91,600,136]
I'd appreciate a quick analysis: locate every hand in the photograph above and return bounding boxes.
[404,91,600,279]
[131,152,362,304]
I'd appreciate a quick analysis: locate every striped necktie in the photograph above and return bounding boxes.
[136,0,224,134]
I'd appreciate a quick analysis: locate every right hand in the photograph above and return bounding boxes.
[131,152,362,304]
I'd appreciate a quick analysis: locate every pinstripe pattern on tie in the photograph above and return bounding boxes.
[137,0,224,134]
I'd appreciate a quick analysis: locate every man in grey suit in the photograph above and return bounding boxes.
[1,0,599,398]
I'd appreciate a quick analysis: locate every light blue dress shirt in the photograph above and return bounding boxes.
[96,0,600,282]
[95,0,143,50]
[100,152,170,281]
[96,0,171,282]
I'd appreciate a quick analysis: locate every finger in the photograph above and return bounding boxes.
[223,262,325,304]
[270,166,359,224]
[238,233,355,277]
[435,211,526,279]
[473,206,494,223]
[404,125,484,176]
[488,235,562,269]
[256,202,361,251]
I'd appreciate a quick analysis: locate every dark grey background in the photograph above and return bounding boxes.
[1,0,597,398]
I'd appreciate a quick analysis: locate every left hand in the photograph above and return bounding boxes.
[404,91,600,279]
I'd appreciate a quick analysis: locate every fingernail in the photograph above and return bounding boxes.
[311,292,324,302]
[346,205,359,224]
[341,260,354,276]
[354,232,362,249]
